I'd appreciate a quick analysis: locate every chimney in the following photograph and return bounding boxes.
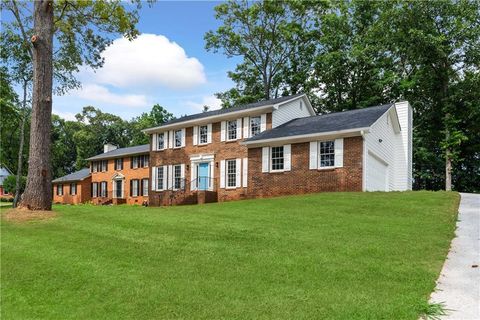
[395,101,413,190]
[104,143,118,153]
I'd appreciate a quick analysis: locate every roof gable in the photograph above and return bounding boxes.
[52,168,91,183]
[86,144,149,161]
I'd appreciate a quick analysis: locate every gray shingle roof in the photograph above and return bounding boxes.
[52,168,90,183]
[245,103,394,142]
[86,144,149,161]
[153,93,305,128]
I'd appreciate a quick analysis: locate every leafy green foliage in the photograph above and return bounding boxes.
[2,175,26,194]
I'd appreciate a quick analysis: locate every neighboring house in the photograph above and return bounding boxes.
[144,93,412,206]
[85,144,150,205]
[52,168,91,204]
[0,165,13,198]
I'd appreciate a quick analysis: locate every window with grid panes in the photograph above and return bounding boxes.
[271,146,284,171]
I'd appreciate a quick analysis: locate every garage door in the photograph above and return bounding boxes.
[366,152,388,191]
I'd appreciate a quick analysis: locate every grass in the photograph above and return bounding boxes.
[1,191,459,319]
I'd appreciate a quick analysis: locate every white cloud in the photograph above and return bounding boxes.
[185,95,222,112]
[93,34,206,89]
[53,109,77,121]
[70,84,149,107]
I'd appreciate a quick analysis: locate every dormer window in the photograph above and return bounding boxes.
[227,120,237,140]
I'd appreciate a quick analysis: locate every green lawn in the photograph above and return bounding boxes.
[1,191,459,319]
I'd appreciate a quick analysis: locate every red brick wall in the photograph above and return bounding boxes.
[149,113,273,205]
[91,155,149,205]
[53,177,91,205]
[247,136,363,198]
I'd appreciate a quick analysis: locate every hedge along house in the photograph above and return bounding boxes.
[52,168,91,204]
[144,94,412,206]
[86,144,150,205]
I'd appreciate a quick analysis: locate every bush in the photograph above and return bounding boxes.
[0,197,14,202]
[3,175,26,195]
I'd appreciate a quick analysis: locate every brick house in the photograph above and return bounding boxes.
[52,168,91,204]
[144,94,412,206]
[86,144,150,205]
[0,165,13,198]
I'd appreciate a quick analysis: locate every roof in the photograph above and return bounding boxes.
[52,168,91,183]
[86,144,149,161]
[144,93,306,132]
[244,103,394,143]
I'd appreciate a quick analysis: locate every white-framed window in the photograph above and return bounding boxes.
[114,158,123,170]
[174,130,182,148]
[91,162,98,173]
[319,141,335,168]
[142,178,149,196]
[158,132,165,150]
[226,159,236,188]
[100,181,107,197]
[92,182,98,197]
[250,116,261,137]
[70,183,77,195]
[57,184,63,196]
[100,160,108,172]
[199,125,208,144]
[131,179,139,197]
[157,166,165,190]
[132,156,138,169]
[174,165,182,189]
[227,120,237,140]
[271,146,284,171]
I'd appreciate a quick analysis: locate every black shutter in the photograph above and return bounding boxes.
[130,157,133,169]
[130,180,133,196]
[105,160,108,172]
[120,158,123,170]
[141,179,144,196]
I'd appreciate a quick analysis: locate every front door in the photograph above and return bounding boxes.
[197,162,209,190]
[115,180,123,198]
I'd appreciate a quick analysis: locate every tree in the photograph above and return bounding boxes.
[4,0,146,210]
[205,0,313,106]
[3,175,26,195]
[129,104,174,145]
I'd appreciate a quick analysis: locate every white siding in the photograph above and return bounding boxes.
[364,105,412,192]
[272,97,313,128]
[395,101,413,190]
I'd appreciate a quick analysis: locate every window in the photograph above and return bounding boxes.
[131,179,139,197]
[114,158,123,170]
[199,125,208,144]
[57,184,63,196]
[131,156,138,169]
[99,160,107,172]
[227,120,237,140]
[174,130,182,147]
[174,165,182,189]
[271,146,284,171]
[140,155,149,168]
[70,183,77,195]
[226,159,236,188]
[250,116,261,137]
[92,182,98,197]
[157,167,164,190]
[158,132,165,150]
[91,162,98,173]
[100,181,107,197]
[319,141,335,167]
[142,178,149,196]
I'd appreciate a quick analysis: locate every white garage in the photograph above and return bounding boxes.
[366,152,388,191]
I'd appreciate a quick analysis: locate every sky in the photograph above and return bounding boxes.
[8,1,240,121]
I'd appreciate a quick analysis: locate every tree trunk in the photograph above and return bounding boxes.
[19,0,54,210]
[445,147,452,191]
[13,80,29,208]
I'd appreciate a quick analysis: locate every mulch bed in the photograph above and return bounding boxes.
[2,207,56,223]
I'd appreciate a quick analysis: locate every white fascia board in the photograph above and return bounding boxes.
[241,127,370,148]
[369,105,401,133]
[142,105,275,133]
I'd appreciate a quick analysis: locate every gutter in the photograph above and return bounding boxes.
[240,127,370,148]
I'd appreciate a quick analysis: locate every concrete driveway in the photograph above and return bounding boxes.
[429,193,480,319]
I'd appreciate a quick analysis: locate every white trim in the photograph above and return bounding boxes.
[181,128,186,147]
[151,167,157,191]
[262,147,269,173]
[220,121,226,142]
[242,158,248,188]
[143,105,275,133]
[168,130,173,149]
[236,118,242,139]
[235,158,241,188]
[309,141,318,170]
[260,113,267,132]
[167,165,173,189]
[193,126,198,146]
[152,134,157,151]
[284,144,291,171]
[334,138,344,168]
[241,127,370,147]
[243,116,249,138]
[220,160,225,188]
[207,123,212,144]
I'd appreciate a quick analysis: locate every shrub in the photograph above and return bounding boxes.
[3,175,26,195]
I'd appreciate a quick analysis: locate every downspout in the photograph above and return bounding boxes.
[360,130,367,192]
